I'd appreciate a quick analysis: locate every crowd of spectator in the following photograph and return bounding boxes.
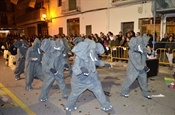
[0,31,175,64]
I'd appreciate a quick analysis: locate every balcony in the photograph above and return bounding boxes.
[16,9,46,26]
[111,0,151,7]
[61,0,81,15]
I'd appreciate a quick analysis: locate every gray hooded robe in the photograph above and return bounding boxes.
[13,39,28,80]
[62,37,72,74]
[24,38,44,91]
[66,39,112,112]
[39,38,68,102]
[120,36,151,98]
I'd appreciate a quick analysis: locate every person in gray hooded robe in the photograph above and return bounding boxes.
[62,36,72,75]
[13,39,29,80]
[120,35,151,99]
[24,38,44,91]
[39,38,68,102]
[65,37,113,112]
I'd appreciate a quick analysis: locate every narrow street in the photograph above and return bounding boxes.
[0,54,175,115]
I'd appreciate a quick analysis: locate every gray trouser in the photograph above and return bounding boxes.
[120,70,150,97]
[66,77,111,109]
[14,58,25,77]
[25,63,44,87]
[39,72,67,100]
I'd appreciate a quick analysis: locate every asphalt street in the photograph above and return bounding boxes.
[0,55,175,115]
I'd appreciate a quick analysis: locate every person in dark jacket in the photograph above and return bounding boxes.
[110,35,119,61]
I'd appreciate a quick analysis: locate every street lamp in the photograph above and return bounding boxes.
[42,14,52,23]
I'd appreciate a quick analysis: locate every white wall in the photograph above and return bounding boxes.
[48,17,67,35]
[48,0,154,36]
[80,0,109,11]
[80,10,109,35]
[109,2,153,34]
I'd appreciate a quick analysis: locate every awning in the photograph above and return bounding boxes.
[156,8,175,14]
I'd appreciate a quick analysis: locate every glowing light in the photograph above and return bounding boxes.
[41,14,52,22]
[42,14,47,19]
[0,30,9,33]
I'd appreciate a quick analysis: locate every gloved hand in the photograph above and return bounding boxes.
[80,67,89,76]
[63,54,66,57]
[31,58,38,61]
[143,66,150,73]
[50,68,58,75]
[64,64,69,69]
[54,47,61,50]
[104,63,113,68]
[138,45,143,53]
[68,52,72,56]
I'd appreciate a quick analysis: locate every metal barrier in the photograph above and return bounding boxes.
[156,48,175,65]
[110,46,129,61]
[100,46,175,66]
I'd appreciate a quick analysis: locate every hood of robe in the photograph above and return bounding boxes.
[72,41,89,61]
[40,39,51,53]
[72,37,83,45]
[128,37,138,52]
[142,35,149,46]
[32,38,41,50]
[49,39,65,57]
[21,40,28,47]
[13,41,22,48]
[96,43,104,54]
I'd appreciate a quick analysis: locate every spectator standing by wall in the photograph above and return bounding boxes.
[110,35,119,61]
[165,36,175,70]
[118,31,123,44]
[160,33,169,48]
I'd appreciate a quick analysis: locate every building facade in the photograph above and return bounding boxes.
[15,0,48,37]
[1,0,174,38]
[0,0,17,38]
[46,0,175,38]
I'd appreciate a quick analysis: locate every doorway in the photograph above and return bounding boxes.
[121,22,134,35]
[67,18,80,36]
[86,25,92,36]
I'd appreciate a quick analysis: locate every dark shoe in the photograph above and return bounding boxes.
[104,91,111,97]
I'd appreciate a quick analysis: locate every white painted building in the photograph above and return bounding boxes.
[45,0,175,37]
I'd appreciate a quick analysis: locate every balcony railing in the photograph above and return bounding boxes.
[111,0,152,6]
[61,0,81,15]
[15,9,46,25]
